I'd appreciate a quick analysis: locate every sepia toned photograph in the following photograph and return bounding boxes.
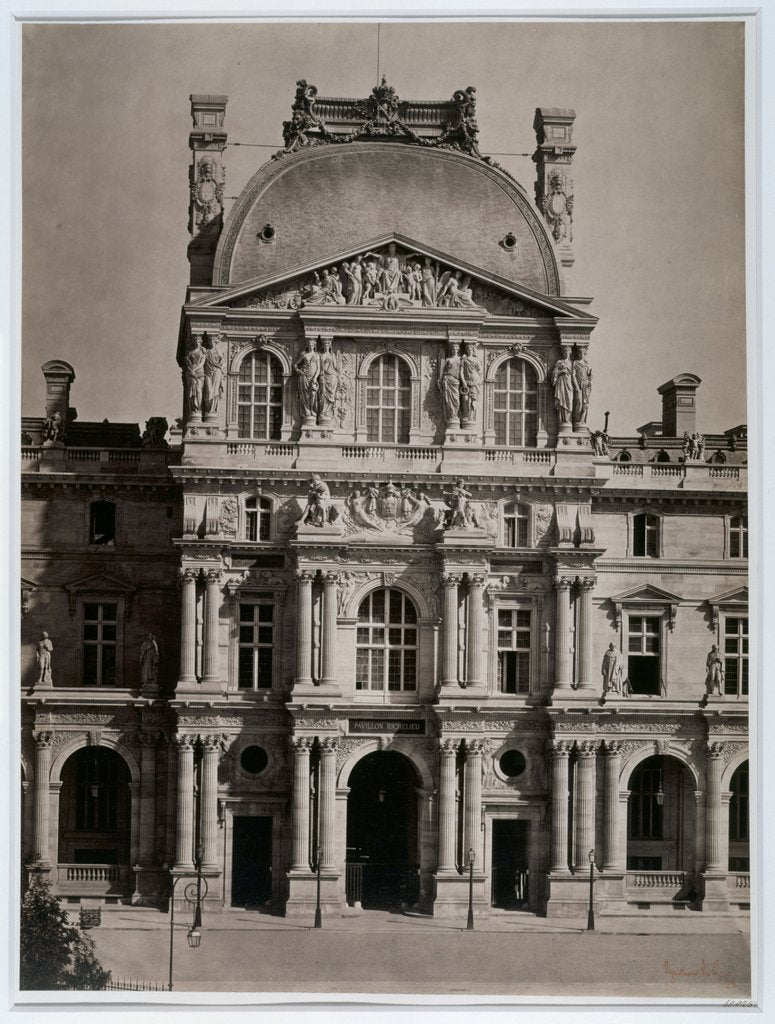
[14,12,755,1008]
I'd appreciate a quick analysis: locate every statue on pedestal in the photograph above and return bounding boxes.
[443,478,481,529]
[140,633,159,689]
[301,474,334,527]
[705,644,724,695]
[601,643,622,694]
[36,632,53,685]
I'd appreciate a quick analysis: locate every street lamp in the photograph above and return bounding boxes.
[313,845,322,929]
[168,846,208,992]
[466,847,475,931]
[587,849,596,932]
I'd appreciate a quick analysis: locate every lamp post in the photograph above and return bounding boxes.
[168,843,208,992]
[314,844,322,929]
[466,847,475,931]
[587,848,596,932]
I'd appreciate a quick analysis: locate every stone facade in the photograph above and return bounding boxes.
[20,81,749,920]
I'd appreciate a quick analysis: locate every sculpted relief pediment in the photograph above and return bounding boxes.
[202,239,579,319]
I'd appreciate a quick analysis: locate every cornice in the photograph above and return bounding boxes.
[595,560,747,575]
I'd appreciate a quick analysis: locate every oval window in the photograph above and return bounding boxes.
[240,745,269,775]
[499,749,527,778]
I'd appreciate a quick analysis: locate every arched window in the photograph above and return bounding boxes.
[628,757,664,841]
[59,747,131,865]
[729,514,748,558]
[655,450,670,463]
[617,451,632,463]
[366,355,411,444]
[493,358,538,447]
[356,588,417,693]
[729,761,749,870]
[245,496,271,541]
[503,502,529,547]
[633,512,660,557]
[237,351,283,440]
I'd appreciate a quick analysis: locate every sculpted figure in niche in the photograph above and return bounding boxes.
[572,350,592,429]
[184,336,206,417]
[601,643,622,694]
[551,346,574,431]
[294,337,321,422]
[140,633,159,688]
[202,334,224,418]
[317,338,339,424]
[460,341,482,423]
[36,632,53,685]
[438,340,463,424]
[301,474,333,527]
[705,643,724,695]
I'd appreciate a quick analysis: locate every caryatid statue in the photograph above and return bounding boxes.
[460,341,482,424]
[572,349,592,430]
[316,338,339,425]
[294,337,321,424]
[438,340,463,426]
[202,334,224,419]
[184,336,206,418]
[551,346,574,432]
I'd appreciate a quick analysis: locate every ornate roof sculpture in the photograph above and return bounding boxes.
[277,77,483,160]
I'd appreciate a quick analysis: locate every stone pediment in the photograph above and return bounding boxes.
[611,584,683,605]
[64,572,136,617]
[196,235,592,321]
[708,585,748,606]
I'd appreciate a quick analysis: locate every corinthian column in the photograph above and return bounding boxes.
[174,736,195,870]
[138,733,157,867]
[466,575,486,688]
[573,741,598,869]
[179,569,198,685]
[553,577,572,689]
[576,577,596,690]
[463,740,484,868]
[602,741,623,871]
[33,731,52,864]
[202,571,222,683]
[295,571,315,687]
[437,739,458,872]
[319,738,338,870]
[441,574,461,688]
[200,735,220,869]
[549,740,572,872]
[320,572,339,688]
[705,741,725,872]
[290,738,312,870]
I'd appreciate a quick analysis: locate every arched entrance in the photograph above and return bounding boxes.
[59,747,131,867]
[626,755,695,881]
[346,751,419,909]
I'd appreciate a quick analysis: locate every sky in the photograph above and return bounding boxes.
[20,19,746,436]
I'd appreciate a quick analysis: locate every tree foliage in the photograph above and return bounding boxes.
[20,873,111,991]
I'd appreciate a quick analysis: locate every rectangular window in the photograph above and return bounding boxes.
[504,510,529,547]
[627,616,661,695]
[89,502,116,545]
[633,514,659,557]
[724,617,748,696]
[496,609,531,694]
[628,766,664,839]
[82,603,117,686]
[238,602,274,689]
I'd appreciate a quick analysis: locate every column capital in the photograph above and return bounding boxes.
[442,572,463,588]
[468,573,487,589]
[295,569,317,584]
[549,738,574,757]
[322,570,341,586]
[202,734,221,752]
[174,734,195,751]
[179,567,199,584]
[466,739,485,756]
[577,576,597,591]
[440,738,460,757]
[707,741,725,759]
[291,736,313,753]
[576,740,599,757]
[553,575,573,591]
[33,730,53,749]
[604,740,623,756]
[320,736,338,754]
[206,569,223,585]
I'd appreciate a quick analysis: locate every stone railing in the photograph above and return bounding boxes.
[727,872,750,890]
[57,863,129,894]
[225,442,297,462]
[626,870,687,890]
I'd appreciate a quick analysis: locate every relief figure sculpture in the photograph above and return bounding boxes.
[317,338,339,424]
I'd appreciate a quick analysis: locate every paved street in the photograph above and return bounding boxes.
[84,909,751,999]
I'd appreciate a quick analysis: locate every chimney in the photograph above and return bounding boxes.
[533,108,576,293]
[657,373,702,437]
[188,94,228,286]
[41,360,75,423]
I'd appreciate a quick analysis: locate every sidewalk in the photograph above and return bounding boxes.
[79,904,750,936]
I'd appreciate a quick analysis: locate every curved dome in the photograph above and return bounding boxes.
[214,143,560,295]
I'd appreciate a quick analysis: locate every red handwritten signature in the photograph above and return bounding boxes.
[663,959,737,990]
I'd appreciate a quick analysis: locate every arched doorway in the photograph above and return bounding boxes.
[728,760,749,871]
[346,751,419,909]
[626,755,695,875]
[58,747,131,867]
